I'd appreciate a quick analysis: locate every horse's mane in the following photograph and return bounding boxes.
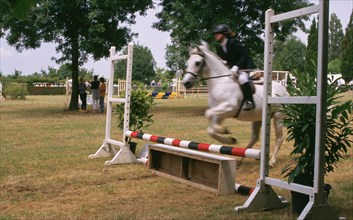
[191,45,228,67]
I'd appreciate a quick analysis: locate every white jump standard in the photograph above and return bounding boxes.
[89,42,136,165]
[235,1,342,219]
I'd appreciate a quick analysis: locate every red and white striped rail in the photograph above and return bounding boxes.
[126,131,261,159]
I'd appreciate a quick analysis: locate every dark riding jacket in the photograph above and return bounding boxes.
[216,37,255,70]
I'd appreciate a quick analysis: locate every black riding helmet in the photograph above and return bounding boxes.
[212,24,230,34]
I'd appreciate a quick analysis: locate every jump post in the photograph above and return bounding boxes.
[89,42,136,165]
[235,2,342,219]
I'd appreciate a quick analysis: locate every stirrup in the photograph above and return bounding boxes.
[243,101,255,111]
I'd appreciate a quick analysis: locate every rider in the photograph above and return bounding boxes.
[213,24,255,111]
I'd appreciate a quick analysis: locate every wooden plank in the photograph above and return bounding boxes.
[148,144,236,195]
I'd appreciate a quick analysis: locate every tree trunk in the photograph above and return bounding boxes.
[68,34,80,110]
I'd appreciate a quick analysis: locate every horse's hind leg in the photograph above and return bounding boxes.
[246,121,262,149]
[238,121,261,166]
[269,112,284,168]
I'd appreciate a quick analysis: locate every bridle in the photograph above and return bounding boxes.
[184,51,206,80]
[184,51,232,81]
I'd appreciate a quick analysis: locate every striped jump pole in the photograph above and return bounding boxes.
[235,184,254,196]
[125,131,261,159]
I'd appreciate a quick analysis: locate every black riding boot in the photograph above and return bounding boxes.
[240,82,255,111]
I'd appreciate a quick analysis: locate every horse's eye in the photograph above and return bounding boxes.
[196,61,201,66]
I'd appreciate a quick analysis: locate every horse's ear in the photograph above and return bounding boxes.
[200,41,209,50]
[196,45,205,57]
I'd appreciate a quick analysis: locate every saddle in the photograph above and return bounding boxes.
[233,70,263,94]
[249,71,264,85]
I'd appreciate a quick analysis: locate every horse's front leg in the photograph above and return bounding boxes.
[205,102,237,144]
[269,112,284,168]
[206,113,229,134]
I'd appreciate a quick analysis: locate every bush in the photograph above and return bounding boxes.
[116,88,155,134]
[27,86,66,95]
[280,71,353,184]
[4,84,29,100]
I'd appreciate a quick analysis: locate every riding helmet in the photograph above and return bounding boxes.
[212,24,230,34]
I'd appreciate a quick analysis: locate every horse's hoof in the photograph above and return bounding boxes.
[231,137,237,144]
[236,161,243,167]
[213,127,230,134]
[220,137,237,145]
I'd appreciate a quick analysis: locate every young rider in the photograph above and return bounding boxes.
[213,24,255,111]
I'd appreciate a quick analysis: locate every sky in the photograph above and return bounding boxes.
[0,0,352,78]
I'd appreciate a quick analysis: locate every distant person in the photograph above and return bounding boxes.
[91,75,100,113]
[99,77,106,113]
[78,77,87,111]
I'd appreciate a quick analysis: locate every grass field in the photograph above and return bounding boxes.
[0,94,352,220]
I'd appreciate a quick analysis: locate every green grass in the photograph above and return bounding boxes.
[0,94,352,219]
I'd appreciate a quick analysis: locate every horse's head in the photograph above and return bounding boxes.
[182,46,207,89]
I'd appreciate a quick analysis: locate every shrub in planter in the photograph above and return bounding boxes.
[116,88,155,153]
[4,84,29,99]
[280,71,353,215]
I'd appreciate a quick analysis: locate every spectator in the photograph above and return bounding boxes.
[99,77,106,113]
[78,77,87,111]
[91,75,100,113]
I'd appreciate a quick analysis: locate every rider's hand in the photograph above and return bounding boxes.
[230,65,239,78]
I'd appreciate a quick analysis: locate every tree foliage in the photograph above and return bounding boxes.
[328,58,341,74]
[280,70,353,183]
[115,44,156,84]
[273,35,306,73]
[305,18,318,76]
[328,13,344,62]
[340,10,353,83]
[1,0,153,110]
[153,0,310,71]
[0,65,94,85]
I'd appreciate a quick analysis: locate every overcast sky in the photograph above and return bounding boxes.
[0,0,352,78]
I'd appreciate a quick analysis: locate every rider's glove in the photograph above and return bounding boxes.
[230,65,239,78]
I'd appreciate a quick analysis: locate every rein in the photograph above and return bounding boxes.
[187,51,233,81]
[202,74,232,81]
[185,71,232,81]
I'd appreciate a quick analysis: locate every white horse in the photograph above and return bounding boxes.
[182,46,289,167]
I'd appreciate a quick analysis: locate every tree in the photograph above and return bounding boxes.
[1,0,153,110]
[273,36,306,73]
[329,13,344,62]
[115,44,156,84]
[154,67,175,84]
[10,69,22,79]
[4,0,36,19]
[56,64,73,80]
[153,0,310,71]
[165,41,190,72]
[305,18,318,76]
[340,10,353,83]
[328,58,341,74]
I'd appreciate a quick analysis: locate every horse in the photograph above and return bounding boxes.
[182,45,289,167]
